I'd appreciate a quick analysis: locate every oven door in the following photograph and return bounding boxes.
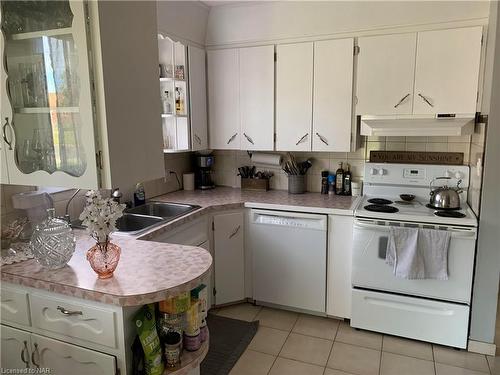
[352,218,476,304]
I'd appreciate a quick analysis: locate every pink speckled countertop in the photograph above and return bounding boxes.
[1,232,212,307]
[139,187,359,240]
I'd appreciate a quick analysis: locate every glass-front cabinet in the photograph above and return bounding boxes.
[0,1,98,188]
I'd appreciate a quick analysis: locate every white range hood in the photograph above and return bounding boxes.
[360,114,475,137]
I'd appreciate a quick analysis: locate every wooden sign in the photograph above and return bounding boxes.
[369,151,464,165]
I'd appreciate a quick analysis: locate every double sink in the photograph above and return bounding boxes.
[114,202,200,236]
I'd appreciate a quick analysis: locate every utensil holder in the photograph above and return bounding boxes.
[241,178,270,191]
[288,175,306,194]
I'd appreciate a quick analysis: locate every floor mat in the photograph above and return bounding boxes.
[201,314,259,375]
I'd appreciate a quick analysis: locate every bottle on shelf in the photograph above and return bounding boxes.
[175,87,184,115]
[335,162,344,195]
[321,171,329,195]
[161,90,172,114]
[343,163,352,196]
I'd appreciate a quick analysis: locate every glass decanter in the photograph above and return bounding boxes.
[31,208,76,269]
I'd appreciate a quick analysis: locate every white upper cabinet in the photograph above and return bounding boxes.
[239,45,275,151]
[313,39,354,152]
[0,1,165,189]
[1,1,99,188]
[188,45,208,151]
[208,49,240,150]
[276,42,314,151]
[356,33,417,115]
[413,27,482,115]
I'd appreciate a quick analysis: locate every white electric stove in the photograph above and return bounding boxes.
[351,162,478,349]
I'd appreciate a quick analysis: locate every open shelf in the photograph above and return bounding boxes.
[9,27,73,41]
[164,334,209,375]
[15,107,79,114]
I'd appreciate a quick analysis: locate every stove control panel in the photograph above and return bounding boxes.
[364,163,469,188]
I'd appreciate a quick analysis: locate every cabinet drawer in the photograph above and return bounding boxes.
[30,294,117,349]
[351,289,469,348]
[33,333,116,375]
[1,286,30,326]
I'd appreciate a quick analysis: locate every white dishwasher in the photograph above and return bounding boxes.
[249,209,327,314]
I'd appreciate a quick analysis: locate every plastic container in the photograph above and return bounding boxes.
[183,333,201,351]
[288,175,306,194]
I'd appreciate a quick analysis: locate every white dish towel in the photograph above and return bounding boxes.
[386,227,451,280]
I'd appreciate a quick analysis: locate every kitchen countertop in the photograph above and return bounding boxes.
[139,187,360,240]
[1,188,354,306]
[1,232,212,307]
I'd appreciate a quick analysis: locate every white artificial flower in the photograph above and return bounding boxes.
[79,190,125,245]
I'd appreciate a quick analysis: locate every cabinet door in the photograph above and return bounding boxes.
[413,27,482,115]
[207,49,240,150]
[240,45,275,151]
[31,334,116,375]
[356,33,417,115]
[276,42,313,151]
[1,1,99,188]
[313,39,354,152]
[213,212,245,305]
[0,21,10,184]
[1,325,31,370]
[188,45,208,151]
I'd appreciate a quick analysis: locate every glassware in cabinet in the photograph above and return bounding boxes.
[0,1,98,186]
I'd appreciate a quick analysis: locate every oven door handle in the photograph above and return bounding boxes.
[353,222,476,239]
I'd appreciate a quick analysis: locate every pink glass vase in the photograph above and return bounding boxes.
[86,242,121,279]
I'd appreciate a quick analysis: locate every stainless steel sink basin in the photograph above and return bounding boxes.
[72,202,201,236]
[125,202,200,219]
[115,214,164,235]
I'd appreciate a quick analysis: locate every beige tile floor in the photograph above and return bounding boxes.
[210,303,500,375]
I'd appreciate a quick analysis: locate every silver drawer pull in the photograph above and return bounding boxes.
[243,133,254,145]
[315,132,329,145]
[227,133,238,144]
[418,93,434,107]
[394,93,410,108]
[296,133,308,146]
[57,305,83,316]
[31,343,40,368]
[229,225,241,239]
[21,340,29,368]
[194,134,202,144]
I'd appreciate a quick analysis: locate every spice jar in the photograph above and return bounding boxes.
[164,331,181,368]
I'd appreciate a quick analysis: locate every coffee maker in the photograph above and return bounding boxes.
[195,155,215,190]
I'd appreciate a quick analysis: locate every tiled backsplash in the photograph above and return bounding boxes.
[213,135,473,193]
[0,153,193,226]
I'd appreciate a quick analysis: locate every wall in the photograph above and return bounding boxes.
[213,135,472,192]
[206,1,489,47]
[157,1,209,47]
[470,0,500,346]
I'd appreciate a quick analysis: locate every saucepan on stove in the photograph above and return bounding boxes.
[429,177,463,210]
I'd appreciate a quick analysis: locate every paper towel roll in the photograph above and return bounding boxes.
[250,153,282,166]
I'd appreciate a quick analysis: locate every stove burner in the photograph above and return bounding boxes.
[364,204,399,213]
[368,198,393,205]
[434,211,466,218]
[426,204,461,211]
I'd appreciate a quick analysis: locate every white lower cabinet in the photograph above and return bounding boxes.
[1,325,31,370]
[213,211,245,305]
[33,334,116,375]
[0,326,116,374]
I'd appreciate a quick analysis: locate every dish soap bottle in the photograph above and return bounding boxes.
[335,162,344,195]
[134,183,146,207]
